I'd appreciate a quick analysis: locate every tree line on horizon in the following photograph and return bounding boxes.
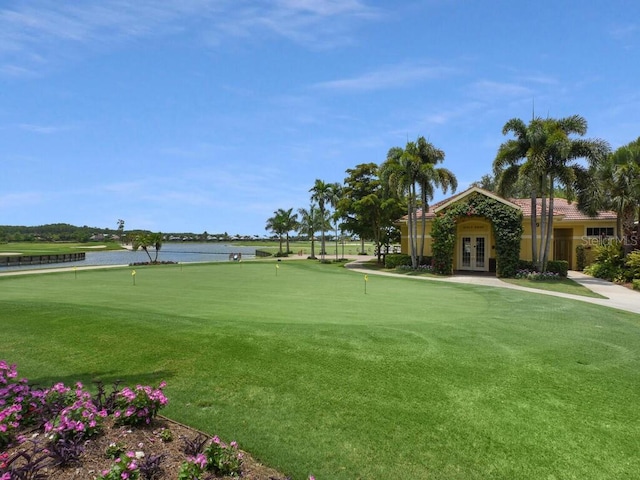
[266,114,640,271]
[0,223,268,244]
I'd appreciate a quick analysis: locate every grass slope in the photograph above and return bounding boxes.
[1,261,639,479]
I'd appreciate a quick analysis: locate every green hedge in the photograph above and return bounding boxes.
[517,260,537,272]
[576,244,587,271]
[384,253,412,269]
[546,260,568,277]
[625,251,640,279]
[633,279,640,291]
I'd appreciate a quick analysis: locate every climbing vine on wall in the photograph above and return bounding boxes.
[431,193,523,277]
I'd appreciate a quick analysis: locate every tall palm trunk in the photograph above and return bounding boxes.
[319,202,326,260]
[541,177,555,269]
[636,207,640,249]
[616,212,623,242]
[142,246,153,263]
[408,184,418,269]
[407,202,416,268]
[530,189,538,267]
[539,192,547,272]
[418,192,427,265]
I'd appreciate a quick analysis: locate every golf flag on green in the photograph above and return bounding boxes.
[132,269,136,285]
[276,263,280,276]
[364,274,368,294]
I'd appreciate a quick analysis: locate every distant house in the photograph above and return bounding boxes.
[397,187,616,272]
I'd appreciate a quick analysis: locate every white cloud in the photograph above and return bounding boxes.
[515,74,559,86]
[609,22,638,41]
[0,0,381,75]
[313,63,455,93]
[470,80,533,99]
[101,180,149,195]
[416,101,484,127]
[0,191,43,208]
[17,123,74,134]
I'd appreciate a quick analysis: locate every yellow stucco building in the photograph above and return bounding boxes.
[397,187,617,273]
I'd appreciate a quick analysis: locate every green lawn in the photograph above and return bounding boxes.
[501,277,608,298]
[1,260,639,479]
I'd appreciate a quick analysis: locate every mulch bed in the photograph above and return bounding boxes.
[2,416,290,479]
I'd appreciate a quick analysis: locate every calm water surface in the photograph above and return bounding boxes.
[0,243,257,272]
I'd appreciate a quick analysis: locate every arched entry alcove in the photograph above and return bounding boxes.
[431,189,523,277]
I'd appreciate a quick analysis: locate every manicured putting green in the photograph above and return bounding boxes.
[1,261,639,479]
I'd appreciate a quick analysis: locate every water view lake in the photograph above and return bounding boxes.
[0,243,257,272]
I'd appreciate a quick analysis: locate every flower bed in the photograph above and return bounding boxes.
[514,269,561,280]
[1,361,306,480]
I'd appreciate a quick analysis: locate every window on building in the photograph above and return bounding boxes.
[586,227,614,237]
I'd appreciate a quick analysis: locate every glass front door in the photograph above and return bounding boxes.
[459,235,487,271]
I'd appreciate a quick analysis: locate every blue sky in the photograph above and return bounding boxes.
[1,1,639,236]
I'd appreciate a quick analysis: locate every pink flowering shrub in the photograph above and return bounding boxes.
[0,361,44,448]
[2,361,297,480]
[0,402,22,449]
[177,453,208,480]
[98,450,143,480]
[1,360,168,449]
[43,382,75,415]
[203,435,243,476]
[113,382,168,426]
[177,435,243,478]
[44,383,108,441]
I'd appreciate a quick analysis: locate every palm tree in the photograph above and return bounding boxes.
[380,137,456,269]
[309,179,341,260]
[332,211,341,261]
[281,208,299,254]
[494,115,609,270]
[593,137,640,248]
[414,137,457,264]
[116,219,125,244]
[380,145,420,268]
[330,184,343,261]
[540,116,609,263]
[494,117,543,266]
[298,204,321,259]
[132,232,163,263]
[266,208,299,255]
[265,209,287,254]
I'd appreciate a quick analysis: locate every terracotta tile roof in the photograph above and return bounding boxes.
[508,197,617,221]
[400,194,616,222]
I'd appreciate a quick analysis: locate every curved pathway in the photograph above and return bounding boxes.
[344,257,640,315]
